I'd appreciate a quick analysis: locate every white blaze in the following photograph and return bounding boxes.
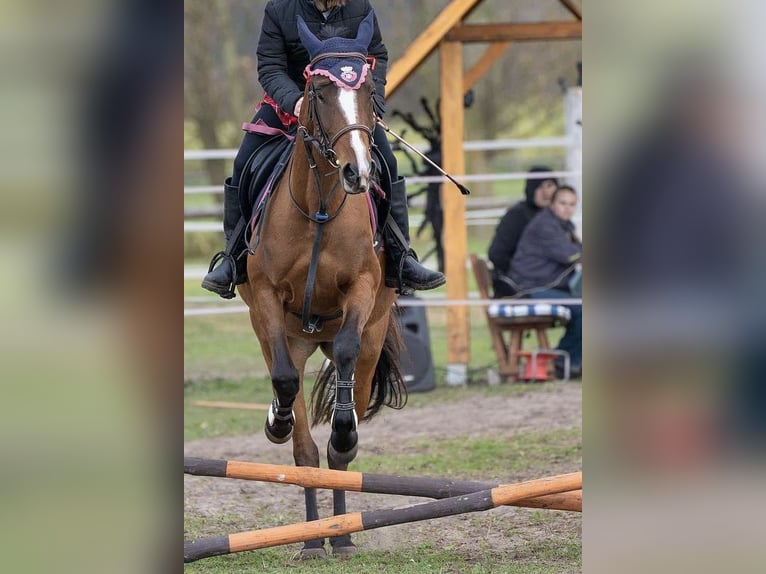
[338,88,370,179]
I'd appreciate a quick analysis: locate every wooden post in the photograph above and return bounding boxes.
[564,85,582,237]
[439,40,469,385]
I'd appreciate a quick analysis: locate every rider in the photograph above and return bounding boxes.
[202,0,446,299]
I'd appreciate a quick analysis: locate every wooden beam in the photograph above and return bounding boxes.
[439,41,469,375]
[446,21,582,43]
[385,0,482,99]
[184,457,583,511]
[558,0,582,20]
[464,41,511,91]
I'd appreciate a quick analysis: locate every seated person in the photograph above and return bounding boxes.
[509,185,582,377]
[488,167,558,298]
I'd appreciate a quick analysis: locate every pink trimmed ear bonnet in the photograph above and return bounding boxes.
[297,12,374,90]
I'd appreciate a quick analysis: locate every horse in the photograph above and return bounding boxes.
[236,13,407,559]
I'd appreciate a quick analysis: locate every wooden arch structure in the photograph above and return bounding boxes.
[385,0,582,383]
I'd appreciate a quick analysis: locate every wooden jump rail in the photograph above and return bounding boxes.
[185,457,582,512]
[184,467,581,562]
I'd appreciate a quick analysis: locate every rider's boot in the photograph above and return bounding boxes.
[201,178,248,299]
[384,177,446,293]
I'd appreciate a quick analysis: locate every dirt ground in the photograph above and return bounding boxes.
[184,384,582,564]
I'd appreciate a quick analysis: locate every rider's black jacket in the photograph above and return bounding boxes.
[257,0,388,117]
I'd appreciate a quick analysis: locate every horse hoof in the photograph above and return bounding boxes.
[332,544,357,558]
[264,420,293,444]
[328,440,358,466]
[295,547,327,560]
[264,400,294,444]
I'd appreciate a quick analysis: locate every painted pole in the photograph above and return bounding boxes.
[184,471,582,562]
[185,457,581,512]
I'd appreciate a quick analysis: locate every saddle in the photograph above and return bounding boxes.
[238,132,295,248]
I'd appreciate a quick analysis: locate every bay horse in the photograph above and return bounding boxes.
[236,13,406,558]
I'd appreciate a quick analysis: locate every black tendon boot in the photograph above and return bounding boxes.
[384,178,446,292]
[201,178,248,299]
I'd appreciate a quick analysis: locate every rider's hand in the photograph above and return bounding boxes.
[293,97,304,118]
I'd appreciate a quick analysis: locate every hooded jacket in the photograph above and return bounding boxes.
[509,207,582,292]
[257,0,388,118]
[487,167,558,296]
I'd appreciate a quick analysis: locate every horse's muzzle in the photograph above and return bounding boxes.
[342,162,369,194]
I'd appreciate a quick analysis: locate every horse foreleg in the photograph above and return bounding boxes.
[248,293,299,444]
[328,305,368,465]
[262,334,301,443]
[327,314,388,557]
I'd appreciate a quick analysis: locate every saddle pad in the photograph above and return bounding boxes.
[487,303,572,324]
[238,135,295,223]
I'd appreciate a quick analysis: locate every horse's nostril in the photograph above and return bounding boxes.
[342,163,358,183]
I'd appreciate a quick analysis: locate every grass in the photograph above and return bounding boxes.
[184,374,571,442]
[184,296,565,381]
[184,299,568,443]
[184,426,582,573]
[184,544,580,574]
[352,429,581,479]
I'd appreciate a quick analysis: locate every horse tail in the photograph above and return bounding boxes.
[310,306,408,426]
[364,306,408,420]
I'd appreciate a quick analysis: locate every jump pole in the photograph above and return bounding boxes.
[184,471,581,562]
[185,457,582,511]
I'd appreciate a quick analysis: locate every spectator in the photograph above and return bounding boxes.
[488,167,558,297]
[509,185,582,377]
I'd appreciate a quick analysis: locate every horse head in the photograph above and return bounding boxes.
[297,13,377,194]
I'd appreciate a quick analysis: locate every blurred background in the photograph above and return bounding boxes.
[586,0,766,572]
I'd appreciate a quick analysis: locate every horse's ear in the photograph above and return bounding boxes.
[355,11,375,48]
[297,16,323,58]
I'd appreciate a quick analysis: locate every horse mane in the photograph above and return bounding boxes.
[310,306,407,426]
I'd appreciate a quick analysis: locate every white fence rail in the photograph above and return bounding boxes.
[183,135,583,231]
[183,137,574,162]
[184,297,582,317]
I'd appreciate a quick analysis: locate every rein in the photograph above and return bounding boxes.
[290,52,375,334]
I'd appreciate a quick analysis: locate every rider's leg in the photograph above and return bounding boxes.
[199,176,245,298]
[201,106,278,298]
[373,125,446,292]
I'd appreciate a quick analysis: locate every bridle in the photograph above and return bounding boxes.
[300,52,375,169]
[289,51,376,220]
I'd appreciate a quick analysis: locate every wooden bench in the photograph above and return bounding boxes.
[469,254,571,381]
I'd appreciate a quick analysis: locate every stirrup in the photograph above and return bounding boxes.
[384,249,414,295]
[202,251,238,299]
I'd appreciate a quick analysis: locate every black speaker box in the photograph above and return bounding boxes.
[397,298,436,393]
